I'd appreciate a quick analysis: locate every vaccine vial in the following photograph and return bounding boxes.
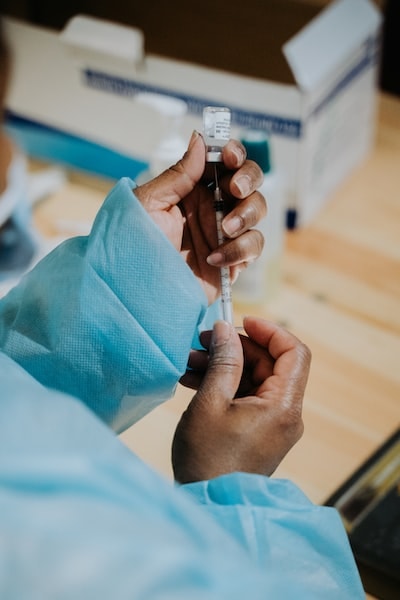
[203,107,231,162]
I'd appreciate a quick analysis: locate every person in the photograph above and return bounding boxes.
[0,17,364,599]
[0,17,36,279]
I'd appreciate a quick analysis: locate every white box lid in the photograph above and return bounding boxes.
[283,0,381,92]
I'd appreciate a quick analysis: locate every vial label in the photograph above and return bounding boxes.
[212,112,231,141]
[203,107,231,143]
[203,107,231,161]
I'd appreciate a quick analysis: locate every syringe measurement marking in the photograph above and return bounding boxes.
[213,175,234,324]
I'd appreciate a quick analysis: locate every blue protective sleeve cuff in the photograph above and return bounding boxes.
[0,178,208,431]
[182,473,365,599]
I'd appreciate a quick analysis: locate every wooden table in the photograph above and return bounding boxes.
[30,91,399,597]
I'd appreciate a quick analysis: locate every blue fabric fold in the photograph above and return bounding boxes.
[0,178,364,597]
[0,178,207,431]
[183,474,364,598]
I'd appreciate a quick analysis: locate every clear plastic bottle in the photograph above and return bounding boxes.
[234,130,286,305]
[134,92,188,181]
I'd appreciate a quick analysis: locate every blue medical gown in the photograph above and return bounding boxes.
[0,178,364,598]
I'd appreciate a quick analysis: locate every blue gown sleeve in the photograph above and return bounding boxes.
[0,352,364,599]
[0,178,364,598]
[182,475,365,598]
[0,178,208,432]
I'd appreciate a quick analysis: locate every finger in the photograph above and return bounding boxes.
[243,316,311,388]
[135,130,206,209]
[187,348,209,371]
[198,329,213,349]
[179,370,204,391]
[221,139,247,169]
[243,316,310,361]
[239,334,275,382]
[222,190,267,238]
[193,321,243,412]
[207,229,264,267]
[229,159,264,200]
[179,347,210,389]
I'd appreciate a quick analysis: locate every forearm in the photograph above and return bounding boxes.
[0,178,208,431]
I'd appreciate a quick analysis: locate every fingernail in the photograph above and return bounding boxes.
[188,129,199,149]
[206,251,224,266]
[232,145,245,165]
[223,215,243,237]
[212,320,232,347]
[234,174,251,197]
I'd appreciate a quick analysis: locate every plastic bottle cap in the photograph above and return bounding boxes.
[240,130,271,174]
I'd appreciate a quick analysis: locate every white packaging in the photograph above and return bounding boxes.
[3,0,382,227]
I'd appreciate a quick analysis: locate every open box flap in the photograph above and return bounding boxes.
[283,0,382,92]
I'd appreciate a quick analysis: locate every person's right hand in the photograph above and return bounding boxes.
[134,132,266,305]
[172,317,311,484]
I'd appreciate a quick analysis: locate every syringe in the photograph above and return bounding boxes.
[203,106,234,324]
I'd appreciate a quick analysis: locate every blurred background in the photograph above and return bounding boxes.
[1,0,396,94]
[0,2,399,598]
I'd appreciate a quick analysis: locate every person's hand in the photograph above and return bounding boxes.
[134,131,266,304]
[172,317,311,483]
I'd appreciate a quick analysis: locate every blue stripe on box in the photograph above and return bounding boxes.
[4,111,148,181]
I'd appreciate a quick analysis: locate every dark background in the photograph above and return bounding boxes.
[1,0,398,95]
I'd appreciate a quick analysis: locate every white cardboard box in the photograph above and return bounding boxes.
[3,0,382,227]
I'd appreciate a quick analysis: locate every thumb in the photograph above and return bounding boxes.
[179,129,207,184]
[195,321,244,411]
[144,130,206,205]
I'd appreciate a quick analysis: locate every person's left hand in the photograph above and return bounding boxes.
[134,131,266,304]
[172,317,310,483]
